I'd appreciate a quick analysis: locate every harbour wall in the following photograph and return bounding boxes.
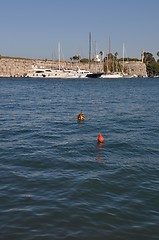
[124,61,147,77]
[0,56,147,77]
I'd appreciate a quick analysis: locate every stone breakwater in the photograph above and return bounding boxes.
[0,56,147,77]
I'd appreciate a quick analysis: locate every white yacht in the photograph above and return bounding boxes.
[26,66,92,79]
[65,69,92,78]
[26,66,69,78]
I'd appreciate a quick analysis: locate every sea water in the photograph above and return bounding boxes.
[0,77,159,240]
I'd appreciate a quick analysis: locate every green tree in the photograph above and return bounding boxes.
[103,52,122,73]
[143,52,155,64]
[99,51,104,61]
[72,55,81,62]
[80,58,89,63]
[144,52,159,77]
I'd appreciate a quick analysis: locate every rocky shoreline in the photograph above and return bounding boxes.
[0,56,147,78]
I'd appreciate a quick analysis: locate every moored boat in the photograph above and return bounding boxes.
[26,66,93,79]
[101,72,124,78]
[86,72,103,78]
[26,66,68,78]
[64,69,92,78]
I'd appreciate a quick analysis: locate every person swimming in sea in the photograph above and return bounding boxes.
[77,112,85,121]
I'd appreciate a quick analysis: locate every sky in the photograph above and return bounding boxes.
[0,0,159,60]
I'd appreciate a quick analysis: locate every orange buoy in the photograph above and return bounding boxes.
[97,133,104,143]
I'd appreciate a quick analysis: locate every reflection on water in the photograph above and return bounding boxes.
[96,142,105,162]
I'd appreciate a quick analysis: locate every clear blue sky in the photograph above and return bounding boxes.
[0,0,159,60]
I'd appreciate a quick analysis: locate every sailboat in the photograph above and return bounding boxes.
[101,41,125,79]
[86,32,103,78]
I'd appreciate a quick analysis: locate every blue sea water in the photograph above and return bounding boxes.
[0,77,159,240]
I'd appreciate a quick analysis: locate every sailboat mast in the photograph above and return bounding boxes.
[89,32,91,71]
[109,36,111,54]
[58,42,60,70]
[122,43,124,73]
[107,36,111,73]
